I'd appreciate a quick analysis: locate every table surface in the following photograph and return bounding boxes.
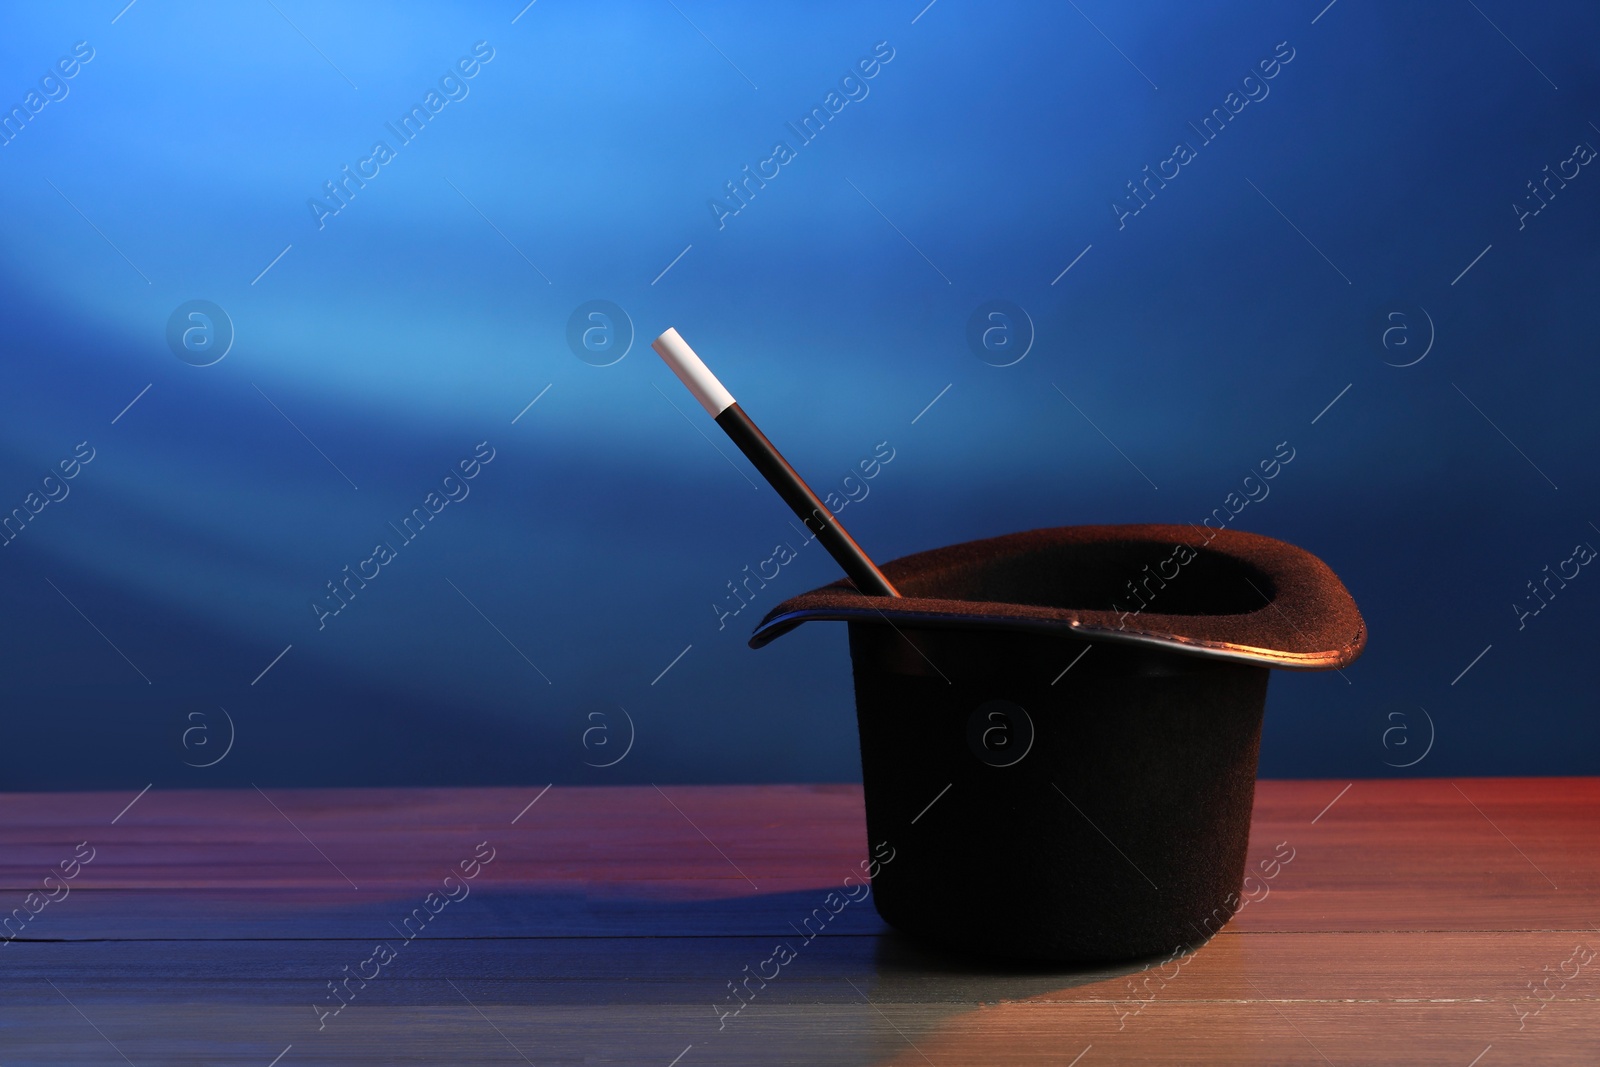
[1,778,1596,1066]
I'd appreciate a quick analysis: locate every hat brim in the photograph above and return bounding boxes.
[749,524,1365,671]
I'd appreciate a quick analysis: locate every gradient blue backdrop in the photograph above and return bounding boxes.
[1,1,1596,789]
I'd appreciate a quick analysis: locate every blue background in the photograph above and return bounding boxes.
[0,1,1595,789]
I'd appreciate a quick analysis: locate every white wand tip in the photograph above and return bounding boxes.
[652,327,736,417]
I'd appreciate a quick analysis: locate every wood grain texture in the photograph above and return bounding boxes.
[0,779,1596,1065]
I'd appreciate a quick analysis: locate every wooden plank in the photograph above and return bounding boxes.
[0,999,1585,1067]
[1236,778,1600,932]
[1,933,1595,1064]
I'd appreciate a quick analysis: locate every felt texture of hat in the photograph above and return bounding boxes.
[846,624,1268,962]
[750,524,1365,671]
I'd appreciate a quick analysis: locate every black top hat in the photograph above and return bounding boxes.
[751,524,1365,962]
[751,524,1364,667]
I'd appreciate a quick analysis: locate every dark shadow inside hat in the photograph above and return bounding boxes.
[893,536,1274,616]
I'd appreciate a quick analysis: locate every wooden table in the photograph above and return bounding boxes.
[1,779,1596,1065]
